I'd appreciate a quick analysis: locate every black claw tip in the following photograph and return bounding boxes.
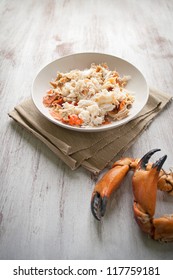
[91,192,108,221]
[152,155,167,171]
[91,192,102,221]
[101,196,108,217]
[139,149,161,170]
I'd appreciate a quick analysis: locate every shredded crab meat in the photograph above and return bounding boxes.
[43,63,135,127]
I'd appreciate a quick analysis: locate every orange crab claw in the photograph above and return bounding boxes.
[132,149,167,236]
[90,148,173,241]
[91,158,134,220]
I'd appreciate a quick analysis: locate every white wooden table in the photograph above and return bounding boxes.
[0,0,173,260]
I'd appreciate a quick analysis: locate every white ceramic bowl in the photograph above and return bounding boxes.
[32,53,149,132]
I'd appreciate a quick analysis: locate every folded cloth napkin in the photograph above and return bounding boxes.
[9,88,172,174]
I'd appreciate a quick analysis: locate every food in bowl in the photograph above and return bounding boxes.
[43,63,134,127]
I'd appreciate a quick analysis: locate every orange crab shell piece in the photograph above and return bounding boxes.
[93,164,130,198]
[132,167,160,217]
[133,202,153,235]
[153,216,173,242]
[158,171,173,194]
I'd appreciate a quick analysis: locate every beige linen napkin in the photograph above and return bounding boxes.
[9,88,172,174]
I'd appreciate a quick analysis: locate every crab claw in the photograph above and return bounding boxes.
[132,149,167,235]
[91,159,131,220]
[138,148,167,172]
[91,192,108,221]
[138,148,161,170]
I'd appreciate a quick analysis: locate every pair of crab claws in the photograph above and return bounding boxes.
[91,149,167,221]
[139,148,167,171]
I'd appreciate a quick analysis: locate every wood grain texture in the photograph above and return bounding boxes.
[0,0,173,260]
